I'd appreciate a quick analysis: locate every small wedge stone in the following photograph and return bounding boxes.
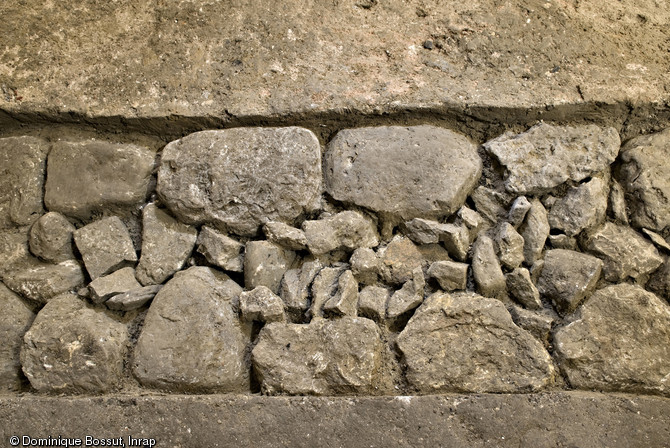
[427,260,468,292]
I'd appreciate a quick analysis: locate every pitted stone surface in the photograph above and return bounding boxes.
[73,217,137,280]
[325,126,481,220]
[1,258,85,304]
[88,267,142,304]
[195,226,244,273]
[303,211,378,255]
[157,127,322,236]
[44,140,155,220]
[484,123,620,194]
[29,212,76,263]
[547,177,609,236]
[0,283,35,392]
[244,241,296,294]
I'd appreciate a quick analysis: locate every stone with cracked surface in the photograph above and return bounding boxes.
[0,258,85,304]
[239,286,286,323]
[28,212,76,263]
[0,283,35,393]
[387,267,425,319]
[506,267,542,310]
[279,260,322,321]
[73,217,137,280]
[308,264,348,321]
[471,186,509,224]
[508,305,555,347]
[195,226,244,273]
[303,211,378,255]
[323,270,359,318]
[357,285,390,321]
[547,177,609,236]
[88,267,142,304]
[494,222,525,269]
[263,222,308,251]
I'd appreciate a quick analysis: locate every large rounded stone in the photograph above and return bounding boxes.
[157,127,322,236]
[325,126,481,220]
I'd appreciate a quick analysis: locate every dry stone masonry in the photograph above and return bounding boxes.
[1,123,670,399]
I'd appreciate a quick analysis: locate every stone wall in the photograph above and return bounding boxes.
[1,122,670,398]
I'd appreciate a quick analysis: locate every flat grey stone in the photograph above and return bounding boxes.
[519,198,549,266]
[28,212,76,263]
[494,222,525,269]
[239,286,286,323]
[195,226,244,272]
[244,241,296,294]
[325,126,481,220]
[472,235,507,300]
[387,267,425,319]
[323,270,359,318]
[21,294,128,394]
[427,260,468,292]
[88,267,142,304]
[484,123,620,194]
[157,127,322,236]
[279,260,322,321]
[357,285,390,321]
[44,140,155,220]
[547,177,609,236]
[73,217,137,280]
[303,211,378,255]
[0,283,35,392]
[0,258,85,304]
[135,204,197,286]
[263,222,308,250]
[105,285,162,311]
[506,267,542,310]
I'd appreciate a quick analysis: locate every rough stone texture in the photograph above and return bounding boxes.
[105,285,162,311]
[495,222,525,269]
[263,222,308,250]
[44,140,154,220]
[609,179,629,224]
[325,126,481,220]
[195,226,244,272]
[357,286,390,321]
[157,128,322,236]
[548,234,578,250]
[21,294,128,394]
[548,177,609,236]
[472,236,507,300]
[0,259,85,304]
[397,292,554,393]
[323,270,359,318]
[439,223,471,262]
[303,211,378,255]
[506,267,542,310]
[28,212,76,263]
[519,198,550,266]
[244,241,296,294]
[403,218,451,245]
[538,249,602,316]
[642,228,670,252]
[508,196,532,228]
[555,284,670,396]
[0,136,49,229]
[280,260,322,320]
[387,267,425,319]
[471,186,509,224]
[458,206,485,239]
[135,204,197,286]
[484,124,620,194]
[349,247,380,285]
[73,217,137,280]
[0,283,34,393]
[647,257,670,302]
[133,267,251,392]
[616,128,670,231]
[427,260,468,292]
[377,236,439,285]
[252,317,389,395]
[88,267,142,304]
[239,286,286,323]
[508,306,555,347]
[308,265,348,321]
[584,222,663,282]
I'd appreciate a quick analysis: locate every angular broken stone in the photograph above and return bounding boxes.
[554,284,670,396]
[157,127,322,236]
[387,267,425,319]
[547,177,609,236]
[506,267,542,310]
[349,248,380,285]
[263,222,308,250]
[239,286,286,323]
[494,222,525,269]
[507,196,532,228]
[0,136,50,229]
[0,283,35,392]
[608,179,628,224]
[105,285,162,311]
[28,212,76,263]
[519,198,550,266]
[471,186,509,224]
[472,235,507,299]
[21,294,128,394]
[458,206,486,240]
[484,123,620,194]
[88,267,142,304]
[397,292,554,393]
[323,270,359,318]
[642,228,670,252]
[279,260,322,320]
[1,258,85,304]
[647,258,670,302]
[538,249,602,316]
[45,140,155,220]
[357,285,390,321]
[403,218,448,245]
[303,211,378,255]
[308,264,348,320]
[135,204,197,286]
[133,267,251,392]
[508,305,555,347]
[196,226,244,272]
[244,241,296,294]
[427,260,468,292]
[74,217,137,280]
[439,223,470,262]
[548,234,577,250]
[377,236,426,285]
[584,223,663,282]
[253,317,390,395]
[325,126,481,220]
[615,128,670,230]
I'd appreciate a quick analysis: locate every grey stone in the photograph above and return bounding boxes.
[349,248,380,285]
[263,222,308,250]
[439,223,470,262]
[0,136,49,229]
[427,260,468,292]
[484,123,620,194]
[239,286,286,323]
[508,305,555,347]
[471,186,509,224]
[547,177,609,236]
[648,257,670,302]
[323,270,359,318]
[506,267,542,310]
[308,264,348,320]
[555,284,670,396]
[135,204,197,286]
[642,228,670,252]
[519,198,550,266]
[279,260,322,320]
[530,259,545,284]
[494,222,525,269]
[397,292,554,393]
[608,179,628,224]
[584,222,663,282]
[538,249,602,316]
[73,217,137,280]
[377,236,425,285]
[457,206,486,239]
[0,230,31,276]
[252,317,390,395]
[88,267,142,304]
[403,218,448,245]
[28,212,76,263]
[357,286,390,321]
[21,294,128,394]
[44,140,155,220]
[325,126,481,220]
[507,196,532,228]
[157,127,322,236]
[133,267,251,392]
[303,211,378,255]
[105,285,162,311]
[1,258,85,304]
[244,241,296,294]
[387,267,425,319]
[615,128,670,230]
[0,283,35,393]
[195,226,244,272]
[548,234,577,250]
[472,236,507,300]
